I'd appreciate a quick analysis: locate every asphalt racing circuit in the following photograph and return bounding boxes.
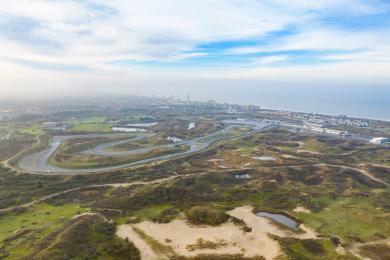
[17,120,273,174]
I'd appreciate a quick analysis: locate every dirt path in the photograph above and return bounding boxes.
[2,159,388,213]
[258,163,389,187]
[0,173,205,213]
[348,238,390,260]
[117,225,160,260]
[319,163,390,187]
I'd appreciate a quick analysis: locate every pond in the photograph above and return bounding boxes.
[256,212,298,230]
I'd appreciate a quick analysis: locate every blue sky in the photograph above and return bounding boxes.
[0,0,389,102]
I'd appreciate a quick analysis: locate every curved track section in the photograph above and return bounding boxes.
[17,120,273,174]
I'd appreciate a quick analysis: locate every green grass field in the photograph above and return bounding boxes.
[277,237,357,259]
[0,204,86,259]
[17,124,44,135]
[70,116,113,132]
[49,144,190,169]
[106,135,170,152]
[297,197,390,243]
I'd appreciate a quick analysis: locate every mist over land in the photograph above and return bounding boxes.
[1,82,389,121]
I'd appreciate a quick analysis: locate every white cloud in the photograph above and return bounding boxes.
[227,28,390,65]
[1,0,388,64]
[254,55,289,64]
[0,0,389,98]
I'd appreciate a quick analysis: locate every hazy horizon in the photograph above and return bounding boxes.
[1,84,389,121]
[0,1,389,120]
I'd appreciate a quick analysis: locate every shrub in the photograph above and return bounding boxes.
[185,206,229,226]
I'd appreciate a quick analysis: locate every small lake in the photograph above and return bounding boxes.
[256,212,298,230]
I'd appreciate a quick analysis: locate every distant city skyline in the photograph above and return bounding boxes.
[0,1,389,119]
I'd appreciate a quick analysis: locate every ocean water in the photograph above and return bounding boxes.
[186,83,390,121]
[243,86,390,121]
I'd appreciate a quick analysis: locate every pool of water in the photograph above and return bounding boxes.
[256,212,298,230]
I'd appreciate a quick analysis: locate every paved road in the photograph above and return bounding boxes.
[15,120,273,174]
[13,118,385,175]
[0,130,12,142]
[18,133,139,173]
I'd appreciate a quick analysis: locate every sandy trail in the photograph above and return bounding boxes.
[117,225,160,260]
[348,238,390,260]
[318,163,390,187]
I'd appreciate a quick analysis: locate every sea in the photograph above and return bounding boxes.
[187,84,390,121]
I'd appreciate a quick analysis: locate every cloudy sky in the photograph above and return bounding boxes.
[0,0,389,113]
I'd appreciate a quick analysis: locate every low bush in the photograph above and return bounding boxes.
[185,206,229,226]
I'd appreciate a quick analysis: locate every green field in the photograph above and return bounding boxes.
[297,197,390,243]
[49,144,190,169]
[17,124,44,135]
[0,204,86,259]
[70,116,113,132]
[106,135,170,152]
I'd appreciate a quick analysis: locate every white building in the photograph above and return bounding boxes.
[369,137,388,144]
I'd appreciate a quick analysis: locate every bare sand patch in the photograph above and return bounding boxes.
[293,206,311,214]
[132,218,280,259]
[297,224,318,239]
[241,163,251,168]
[281,154,297,159]
[117,206,317,259]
